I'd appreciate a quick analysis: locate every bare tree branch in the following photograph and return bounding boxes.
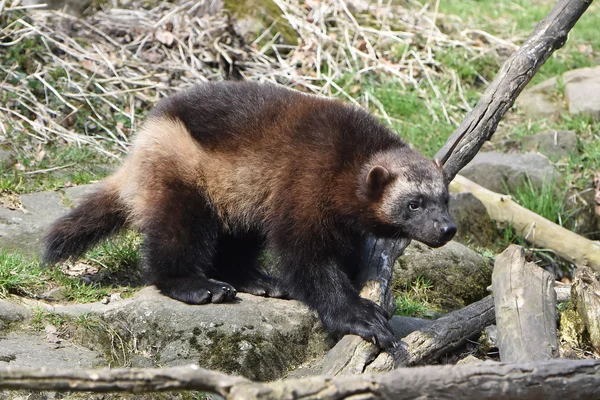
[391,295,495,366]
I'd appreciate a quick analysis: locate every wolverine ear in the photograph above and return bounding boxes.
[366,165,392,199]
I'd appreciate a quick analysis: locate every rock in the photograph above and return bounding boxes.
[223,0,297,44]
[516,77,564,120]
[0,148,15,169]
[40,287,68,302]
[521,130,578,161]
[49,287,327,381]
[394,241,492,311]
[482,325,499,349]
[456,354,484,365]
[461,151,557,194]
[449,192,497,247]
[0,299,32,330]
[0,184,99,255]
[0,332,105,369]
[563,66,600,121]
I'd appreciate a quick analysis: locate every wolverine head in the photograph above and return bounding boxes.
[360,148,456,247]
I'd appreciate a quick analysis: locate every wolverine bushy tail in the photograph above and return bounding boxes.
[43,185,127,264]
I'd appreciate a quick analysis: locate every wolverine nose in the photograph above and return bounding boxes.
[440,223,457,241]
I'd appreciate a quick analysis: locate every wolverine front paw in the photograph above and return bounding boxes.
[157,278,237,304]
[323,298,396,349]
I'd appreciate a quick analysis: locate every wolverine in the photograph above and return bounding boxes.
[44,81,456,349]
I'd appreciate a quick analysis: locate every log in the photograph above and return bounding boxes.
[321,237,408,376]
[390,295,495,367]
[2,360,600,399]
[492,245,559,362]
[450,174,600,272]
[572,266,600,353]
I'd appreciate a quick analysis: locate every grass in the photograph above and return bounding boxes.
[0,232,142,302]
[508,177,569,226]
[394,276,439,318]
[433,0,600,85]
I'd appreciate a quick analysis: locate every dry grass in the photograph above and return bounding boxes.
[0,0,516,159]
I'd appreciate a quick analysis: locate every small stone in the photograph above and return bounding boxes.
[461,151,557,194]
[0,148,15,169]
[516,77,564,120]
[449,192,497,248]
[479,325,499,354]
[40,287,68,302]
[110,293,122,302]
[521,130,577,161]
[564,66,600,121]
[456,354,483,365]
[101,297,110,305]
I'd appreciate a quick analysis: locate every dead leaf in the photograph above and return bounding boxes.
[0,190,27,213]
[61,261,100,277]
[577,44,592,54]
[45,325,61,344]
[155,30,176,47]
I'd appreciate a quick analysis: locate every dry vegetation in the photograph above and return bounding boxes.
[0,0,516,161]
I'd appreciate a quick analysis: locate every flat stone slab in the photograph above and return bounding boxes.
[0,184,98,255]
[40,287,328,381]
[0,332,106,369]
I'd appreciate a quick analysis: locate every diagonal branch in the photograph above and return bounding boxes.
[436,0,594,181]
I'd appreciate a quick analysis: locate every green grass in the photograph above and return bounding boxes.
[508,177,569,226]
[0,232,142,302]
[433,0,600,85]
[394,276,439,318]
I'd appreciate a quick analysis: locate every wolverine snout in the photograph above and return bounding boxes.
[439,221,457,242]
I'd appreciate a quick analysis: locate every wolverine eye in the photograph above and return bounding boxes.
[408,202,420,211]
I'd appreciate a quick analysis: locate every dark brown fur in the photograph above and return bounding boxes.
[44,81,455,348]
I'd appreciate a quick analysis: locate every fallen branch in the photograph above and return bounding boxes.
[2,360,600,399]
[450,174,600,272]
[390,295,495,367]
[492,245,559,362]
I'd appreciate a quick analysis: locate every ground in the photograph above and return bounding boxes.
[0,0,599,388]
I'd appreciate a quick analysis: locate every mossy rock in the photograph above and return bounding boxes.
[223,0,297,45]
[50,287,329,381]
[394,241,493,312]
[449,192,498,248]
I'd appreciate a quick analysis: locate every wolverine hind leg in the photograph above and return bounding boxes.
[140,182,236,304]
[211,233,287,298]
